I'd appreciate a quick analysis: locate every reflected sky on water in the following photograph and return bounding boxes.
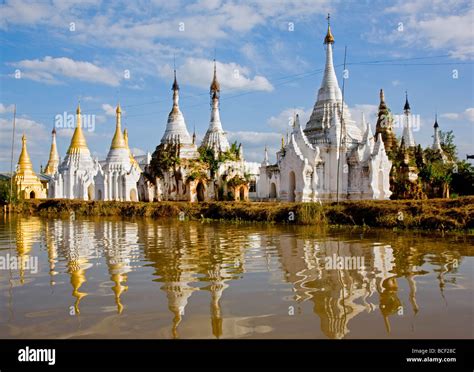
[0,215,472,339]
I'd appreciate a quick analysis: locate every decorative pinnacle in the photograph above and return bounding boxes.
[434,114,439,128]
[172,69,179,91]
[324,13,335,44]
[210,58,220,93]
[403,91,411,112]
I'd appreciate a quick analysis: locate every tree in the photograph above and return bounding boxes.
[150,142,182,193]
[0,179,17,205]
[451,161,474,196]
[419,158,453,198]
[418,131,473,197]
[439,130,457,161]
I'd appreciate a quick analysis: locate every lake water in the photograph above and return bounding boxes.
[0,215,472,339]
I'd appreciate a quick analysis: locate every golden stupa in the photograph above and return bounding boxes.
[14,134,47,199]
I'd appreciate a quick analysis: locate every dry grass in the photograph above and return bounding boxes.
[11,196,474,231]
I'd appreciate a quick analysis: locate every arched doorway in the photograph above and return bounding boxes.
[239,187,245,201]
[196,182,205,202]
[288,171,296,202]
[269,183,277,198]
[29,191,35,199]
[130,188,138,202]
[87,184,94,200]
[97,189,103,201]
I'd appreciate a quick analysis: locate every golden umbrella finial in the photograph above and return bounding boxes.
[324,13,335,45]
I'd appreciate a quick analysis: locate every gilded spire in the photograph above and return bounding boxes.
[110,103,126,149]
[44,126,59,175]
[210,59,220,95]
[17,134,34,174]
[324,13,335,45]
[67,103,89,154]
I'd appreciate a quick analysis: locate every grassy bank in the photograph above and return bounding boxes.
[9,197,474,231]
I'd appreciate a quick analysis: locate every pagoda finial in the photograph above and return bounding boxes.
[17,133,34,174]
[110,102,126,149]
[210,58,220,94]
[172,68,179,91]
[171,69,180,109]
[324,13,335,44]
[380,89,385,103]
[44,123,60,175]
[68,103,89,154]
[404,91,410,112]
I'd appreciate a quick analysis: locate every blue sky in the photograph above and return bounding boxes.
[0,0,473,171]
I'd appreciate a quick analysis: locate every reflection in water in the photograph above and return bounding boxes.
[0,216,472,339]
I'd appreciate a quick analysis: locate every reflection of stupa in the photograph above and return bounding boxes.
[59,220,95,314]
[140,222,198,338]
[139,221,246,338]
[44,220,59,286]
[196,224,249,338]
[275,235,413,339]
[97,220,139,314]
[15,217,42,285]
[378,276,401,333]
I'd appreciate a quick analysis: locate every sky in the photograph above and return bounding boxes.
[0,0,473,172]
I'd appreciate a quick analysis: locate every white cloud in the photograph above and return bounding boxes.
[102,104,123,116]
[227,130,281,162]
[350,104,379,127]
[0,103,15,114]
[441,108,474,123]
[0,0,330,47]
[10,57,120,86]
[130,147,146,156]
[382,1,474,59]
[267,107,312,131]
[465,108,474,122]
[441,113,460,120]
[0,116,48,166]
[159,58,273,92]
